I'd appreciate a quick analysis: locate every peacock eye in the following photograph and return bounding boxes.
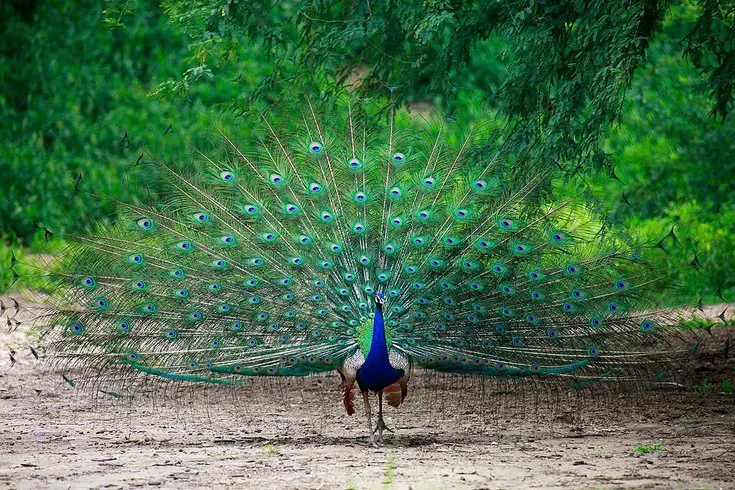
[348,158,361,169]
[392,152,405,162]
[309,142,323,153]
[309,183,322,192]
[474,180,486,189]
[137,218,153,229]
[220,171,235,181]
[193,213,208,222]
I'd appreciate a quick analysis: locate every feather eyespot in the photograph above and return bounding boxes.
[137,218,153,229]
[270,174,284,185]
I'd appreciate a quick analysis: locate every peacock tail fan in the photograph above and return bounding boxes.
[34,96,687,394]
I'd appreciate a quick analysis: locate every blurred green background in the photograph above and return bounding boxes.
[1,0,733,305]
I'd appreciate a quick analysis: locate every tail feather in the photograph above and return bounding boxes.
[33,97,683,393]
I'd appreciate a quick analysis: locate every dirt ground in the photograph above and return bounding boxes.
[1,297,734,489]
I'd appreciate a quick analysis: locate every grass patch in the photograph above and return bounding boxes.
[635,443,664,454]
[719,380,734,394]
[384,452,396,485]
[262,444,278,455]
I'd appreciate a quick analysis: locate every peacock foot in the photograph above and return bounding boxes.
[367,434,381,448]
[372,415,393,443]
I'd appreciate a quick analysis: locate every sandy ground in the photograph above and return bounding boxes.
[1,297,734,489]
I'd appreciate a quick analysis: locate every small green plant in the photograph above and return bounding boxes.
[719,379,734,394]
[384,452,396,485]
[694,381,715,394]
[635,443,664,454]
[262,444,278,455]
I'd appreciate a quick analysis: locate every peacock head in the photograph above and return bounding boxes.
[375,292,386,308]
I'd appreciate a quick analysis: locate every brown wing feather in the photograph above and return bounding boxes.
[385,350,412,408]
[337,350,365,416]
[337,370,357,415]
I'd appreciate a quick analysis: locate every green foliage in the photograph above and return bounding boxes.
[0,0,272,246]
[118,0,734,179]
[0,0,732,308]
[588,5,735,304]
[0,234,65,293]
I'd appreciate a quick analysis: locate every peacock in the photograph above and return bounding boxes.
[35,98,682,446]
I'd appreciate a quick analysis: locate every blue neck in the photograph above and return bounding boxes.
[366,305,389,363]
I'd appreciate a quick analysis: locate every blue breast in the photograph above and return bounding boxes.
[355,303,403,392]
[356,358,403,392]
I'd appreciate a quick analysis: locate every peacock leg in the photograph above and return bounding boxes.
[373,390,393,443]
[363,391,378,447]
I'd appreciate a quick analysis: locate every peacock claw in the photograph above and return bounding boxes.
[373,415,393,442]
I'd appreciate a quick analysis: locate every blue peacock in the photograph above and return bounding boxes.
[40,99,679,446]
